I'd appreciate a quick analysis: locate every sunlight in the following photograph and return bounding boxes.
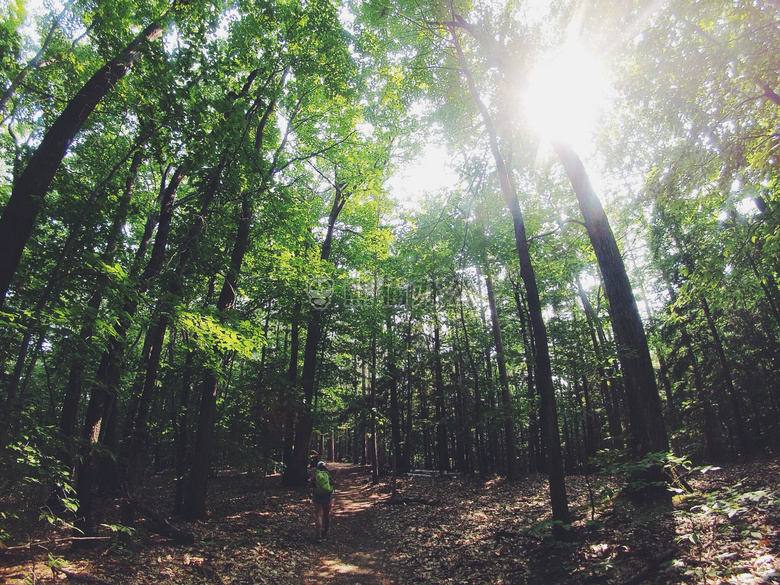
[387,142,457,211]
[521,41,611,154]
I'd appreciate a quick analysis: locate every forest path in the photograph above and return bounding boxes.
[300,464,397,584]
[2,459,778,584]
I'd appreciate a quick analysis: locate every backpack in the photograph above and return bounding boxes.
[314,470,333,496]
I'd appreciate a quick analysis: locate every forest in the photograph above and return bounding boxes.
[0,0,779,583]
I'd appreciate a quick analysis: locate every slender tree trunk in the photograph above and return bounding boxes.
[511,281,540,472]
[432,285,449,473]
[555,142,668,461]
[185,194,252,519]
[700,294,749,456]
[485,274,518,479]
[448,25,569,532]
[0,19,166,304]
[370,263,380,484]
[73,168,180,538]
[576,276,624,451]
[657,353,681,457]
[684,330,719,460]
[122,154,238,525]
[458,293,486,477]
[172,345,194,515]
[452,357,469,473]
[360,359,368,466]
[402,310,414,471]
[282,185,347,487]
[59,150,142,454]
[283,301,301,469]
[387,315,403,474]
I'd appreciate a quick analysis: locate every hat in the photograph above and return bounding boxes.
[317,461,327,470]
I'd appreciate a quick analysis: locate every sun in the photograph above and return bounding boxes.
[521,41,611,154]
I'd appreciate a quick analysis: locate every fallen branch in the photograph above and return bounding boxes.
[53,565,115,585]
[121,483,195,544]
[385,497,441,506]
[1,537,111,552]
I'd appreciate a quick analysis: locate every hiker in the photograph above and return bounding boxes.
[309,461,335,541]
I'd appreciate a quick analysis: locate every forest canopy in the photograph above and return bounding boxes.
[0,0,778,547]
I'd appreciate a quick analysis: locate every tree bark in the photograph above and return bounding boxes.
[457,292,487,477]
[448,23,570,533]
[185,194,253,519]
[432,285,449,473]
[576,276,624,451]
[59,150,142,458]
[485,274,518,479]
[73,168,180,537]
[511,280,541,473]
[555,142,668,460]
[387,315,404,474]
[282,185,347,487]
[700,294,749,456]
[283,301,301,470]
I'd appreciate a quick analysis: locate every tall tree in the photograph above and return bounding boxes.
[0,16,167,304]
[283,182,348,487]
[555,143,669,460]
[446,16,570,533]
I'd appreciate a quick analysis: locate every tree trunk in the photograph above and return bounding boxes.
[122,153,237,526]
[283,300,301,470]
[700,294,749,456]
[485,274,518,479]
[282,185,347,487]
[59,150,142,457]
[448,24,570,533]
[576,276,624,451]
[172,346,194,515]
[555,142,668,461]
[185,194,252,519]
[0,19,166,304]
[432,285,449,473]
[387,315,403,474]
[511,281,541,473]
[457,293,486,477]
[402,310,415,471]
[73,168,180,538]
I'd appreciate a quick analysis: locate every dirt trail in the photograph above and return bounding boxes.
[301,464,398,584]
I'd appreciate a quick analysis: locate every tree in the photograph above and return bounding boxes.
[0,15,168,305]
[555,143,668,460]
[445,12,570,533]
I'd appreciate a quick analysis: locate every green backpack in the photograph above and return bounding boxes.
[314,470,333,496]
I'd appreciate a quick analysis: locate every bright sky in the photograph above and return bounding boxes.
[387,143,458,212]
[387,43,612,212]
[521,40,612,157]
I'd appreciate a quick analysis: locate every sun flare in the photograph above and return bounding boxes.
[522,42,611,153]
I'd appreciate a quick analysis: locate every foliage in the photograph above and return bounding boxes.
[0,0,779,569]
[0,421,78,543]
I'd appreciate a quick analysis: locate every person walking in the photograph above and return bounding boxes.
[310,461,335,541]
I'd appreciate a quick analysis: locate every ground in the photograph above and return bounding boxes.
[1,459,779,584]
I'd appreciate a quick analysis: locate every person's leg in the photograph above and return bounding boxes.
[313,502,324,539]
[322,501,331,537]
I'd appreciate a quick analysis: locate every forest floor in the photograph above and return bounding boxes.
[1,458,779,584]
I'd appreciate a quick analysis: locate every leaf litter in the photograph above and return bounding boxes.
[1,459,778,584]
